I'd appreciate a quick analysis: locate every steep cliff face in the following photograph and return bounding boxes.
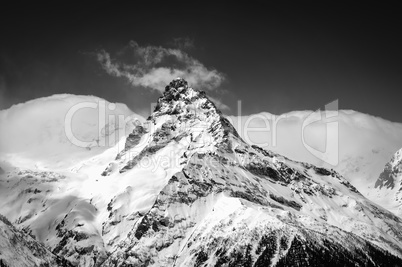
[1,79,402,266]
[371,148,402,218]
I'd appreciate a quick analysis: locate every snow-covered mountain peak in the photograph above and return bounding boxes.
[153,78,233,124]
[163,77,190,96]
[153,77,202,113]
[152,78,218,121]
[156,77,207,109]
[108,78,240,174]
[152,77,238,139]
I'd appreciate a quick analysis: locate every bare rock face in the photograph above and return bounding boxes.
[116,125,147,160]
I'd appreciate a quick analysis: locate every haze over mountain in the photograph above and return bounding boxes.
[0,94,144,170]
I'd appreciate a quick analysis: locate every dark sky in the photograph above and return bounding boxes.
[1,2,401,121]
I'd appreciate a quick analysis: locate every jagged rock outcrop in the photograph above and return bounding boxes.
[375,148,402,190]
[0,214,72,267]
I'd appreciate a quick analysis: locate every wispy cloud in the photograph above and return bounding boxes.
[97,41,224,92]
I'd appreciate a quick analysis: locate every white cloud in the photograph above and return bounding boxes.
[97,41,225,92]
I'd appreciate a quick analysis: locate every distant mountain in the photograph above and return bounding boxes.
[0,94,144,170]
[228,109,402,210]
[1,79,402,266]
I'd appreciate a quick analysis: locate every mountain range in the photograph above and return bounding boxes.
[0,78,402,266]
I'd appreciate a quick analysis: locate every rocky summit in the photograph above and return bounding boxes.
[372,148,402,218]
[1,78,402,266]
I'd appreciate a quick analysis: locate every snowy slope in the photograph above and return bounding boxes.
[228,110,402,208]
[1,79,402,266]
